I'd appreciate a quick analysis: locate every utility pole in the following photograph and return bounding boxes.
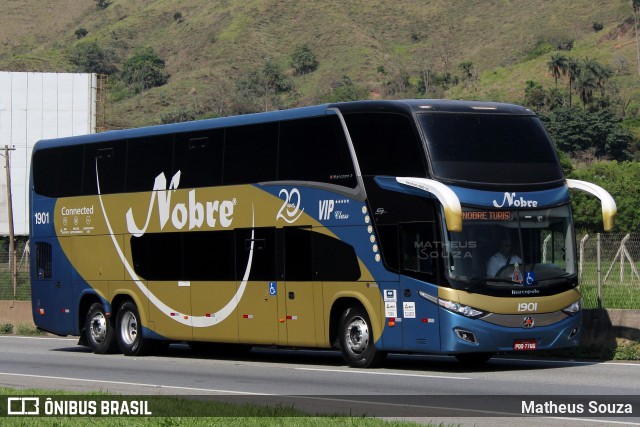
[4,145,17,307]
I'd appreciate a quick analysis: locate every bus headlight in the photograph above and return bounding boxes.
[438,298,485,319]
[562,300,581,315]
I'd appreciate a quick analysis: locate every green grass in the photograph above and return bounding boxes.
[579,260,640,308]
[15,323,46,336]
[0,323,13,334]
[0,387,443,426]
[1,1,636,130]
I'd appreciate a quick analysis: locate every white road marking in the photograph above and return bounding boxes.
[0,372,271,395]
[295,367,471,380]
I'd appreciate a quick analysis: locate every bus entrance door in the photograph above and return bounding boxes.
[279,227,317,347]
[236,228,279,345]
[283,281,317,347]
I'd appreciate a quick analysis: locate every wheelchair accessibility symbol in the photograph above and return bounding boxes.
[525,272,536,286]
[269,282,277,296]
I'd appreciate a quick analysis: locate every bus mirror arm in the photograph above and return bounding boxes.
[396,177,462,232]
[566,179,617,232]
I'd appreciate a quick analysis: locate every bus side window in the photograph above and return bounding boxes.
[126,135,173,193]
[399,223,436,278]
[278,116,357,188]
[224,123,278,185]
[375,225,399,273]
[32,145,84,198]
[312,231,361,281]
[83,141,126,195]
[235,228,276,281]
[344,113,427,178]
[282,228,313,281]
[173,129,224,188]
[182,230,235,281]
[34,242,52,279]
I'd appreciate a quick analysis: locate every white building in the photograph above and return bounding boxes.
[0,72,98,235]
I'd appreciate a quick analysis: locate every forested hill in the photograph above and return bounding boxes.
[1,0,639,231]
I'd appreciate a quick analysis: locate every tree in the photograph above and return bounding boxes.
[566,57,581,107]
[121,47,169,93]
[575,71,597,108]
[74,28,88,39]
[540,108,633,161]
[95,0,110,10]
[458,61,474,81]
[235,58,294,112]
[67,41,117,75]
[583,58,612,90]
[289,44,318,75]
[323,75,369,102]
[569,161,640,232]
[547,53,568,87]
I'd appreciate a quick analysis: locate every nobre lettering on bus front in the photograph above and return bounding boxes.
[493,192,538,208]
[126,171,235,237]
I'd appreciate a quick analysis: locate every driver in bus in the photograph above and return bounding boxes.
[486,239,522,276]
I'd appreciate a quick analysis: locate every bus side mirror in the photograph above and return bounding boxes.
[396,177,462,232]
[566,179,617,232]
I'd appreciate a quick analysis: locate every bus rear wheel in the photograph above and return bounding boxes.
[338,306,386,368]
[85,303,117,354]
[116,300,154,356]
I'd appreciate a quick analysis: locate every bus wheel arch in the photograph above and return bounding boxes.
[330,298,387,368]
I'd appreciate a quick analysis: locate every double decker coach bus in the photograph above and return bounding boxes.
[30,100,616,367]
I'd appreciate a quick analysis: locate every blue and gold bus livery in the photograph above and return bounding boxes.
[30,100,616,367]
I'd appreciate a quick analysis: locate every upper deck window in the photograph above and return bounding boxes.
[418,113,564,186]
[344,113,427,177]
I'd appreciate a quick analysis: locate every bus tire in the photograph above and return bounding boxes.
[338,306,386,368]
[454,352,494,364]
[116,300,154,356]
[85,303,117,354]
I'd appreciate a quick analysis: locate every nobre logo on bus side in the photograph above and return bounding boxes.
[126,171,235,237]
[493,192,538,208]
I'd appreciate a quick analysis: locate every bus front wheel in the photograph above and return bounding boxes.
[116,300,154,356]
[338,306,386,368]
[85,302,117,354]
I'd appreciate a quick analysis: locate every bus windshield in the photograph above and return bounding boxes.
[442,205,576,285]
[418,113,564,186]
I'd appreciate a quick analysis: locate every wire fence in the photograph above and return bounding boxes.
[578,233,640,309]
[0,239,31,301]
[0,234,639,308]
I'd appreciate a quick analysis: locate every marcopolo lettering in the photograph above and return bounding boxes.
[126,171,234,237]
[493,192,538,208]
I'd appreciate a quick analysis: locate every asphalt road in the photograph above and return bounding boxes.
[1,335,639,426]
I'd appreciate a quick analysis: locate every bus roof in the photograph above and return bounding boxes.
[32,99,534,151]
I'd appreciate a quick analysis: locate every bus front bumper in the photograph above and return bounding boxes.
[438,308,582,354]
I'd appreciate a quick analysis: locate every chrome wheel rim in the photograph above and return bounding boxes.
[120,311,138,346]
[345,317,369,354]
[89,312,107,344]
